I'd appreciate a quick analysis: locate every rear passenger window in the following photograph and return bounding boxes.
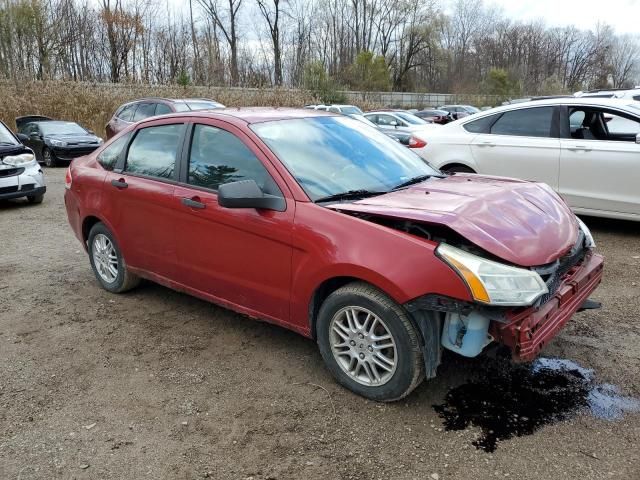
[125,124,185,180]
[133,103,156,121]
[97,133,131,171]
[188,124,277,193]
[118,104,137,122]
[155,103,172,115]
[463,114,499,133]
[490,107,554,138]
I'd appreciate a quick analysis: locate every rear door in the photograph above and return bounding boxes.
[132,103,157,122]
[559,106,640,215]
[469,106,561,188]
[103,120,187,278]
[172,121,295,323]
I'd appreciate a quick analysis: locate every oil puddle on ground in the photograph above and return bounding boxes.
[433,357,640,452]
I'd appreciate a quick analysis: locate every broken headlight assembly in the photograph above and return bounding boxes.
[2,153,36,166]
[436,243,548,306]
[576,217,595,248]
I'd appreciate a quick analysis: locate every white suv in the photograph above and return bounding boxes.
[418,97,640,221]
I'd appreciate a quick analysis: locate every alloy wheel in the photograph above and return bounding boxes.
[329,306,397,386]
[92,233,118,283]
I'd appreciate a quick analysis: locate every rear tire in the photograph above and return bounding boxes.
[88,222,140,293]
[27,194,44,204]
[316,282,425,402]
[43,148,57,167]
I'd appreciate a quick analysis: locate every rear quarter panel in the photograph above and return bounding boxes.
[64,156,109,248]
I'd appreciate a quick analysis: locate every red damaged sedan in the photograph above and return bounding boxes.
[64,108,604,401]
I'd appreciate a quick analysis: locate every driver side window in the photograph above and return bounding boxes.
[377,114,399,126]
[569,108,640,141]
[187,124,280,195]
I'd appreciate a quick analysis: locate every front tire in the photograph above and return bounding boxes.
[43,147,57,167]
[88,222,140,293]
[27,194,44,204]
[316,282,425,402]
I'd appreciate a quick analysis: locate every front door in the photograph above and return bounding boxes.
[172,122,294,323]
[560,106,640,216]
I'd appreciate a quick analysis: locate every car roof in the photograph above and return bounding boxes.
[140,107,337,125]
[457,97,640,121]
[123,97,221,105]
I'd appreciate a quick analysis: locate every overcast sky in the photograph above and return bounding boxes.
[485,0,640,34]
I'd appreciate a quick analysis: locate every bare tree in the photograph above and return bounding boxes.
[197,0,243,85]
[256,0,284,85]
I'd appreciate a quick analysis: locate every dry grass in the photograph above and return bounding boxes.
[0,81,341,136]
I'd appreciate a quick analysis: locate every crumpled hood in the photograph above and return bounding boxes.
[327,174,579,267]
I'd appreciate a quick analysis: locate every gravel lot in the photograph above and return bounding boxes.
[1,168,639,479]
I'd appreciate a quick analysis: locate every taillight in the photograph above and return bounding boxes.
[408,137,427,148]
[65,167,72,190]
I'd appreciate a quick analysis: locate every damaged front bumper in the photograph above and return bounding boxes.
[491,251,604,361]
[406,250,604,364]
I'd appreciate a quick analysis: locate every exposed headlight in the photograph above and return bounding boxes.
[2,153,35,166]
[49,139,66,147]
[576,217,595,248]
[436,243,548,306]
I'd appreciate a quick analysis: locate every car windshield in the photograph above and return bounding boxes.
[340,106,363,115]
[394,112,428,125]
[40,121,87,135]
[0,122,19,145]
[464,106,480,113]
[251,116,439,201]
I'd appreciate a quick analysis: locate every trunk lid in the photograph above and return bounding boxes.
[326,174,578,267]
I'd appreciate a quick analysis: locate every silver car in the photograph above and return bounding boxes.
[0,121,46,204]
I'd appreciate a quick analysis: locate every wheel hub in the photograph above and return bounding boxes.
[329,306,397,386]
[92,234,118,284]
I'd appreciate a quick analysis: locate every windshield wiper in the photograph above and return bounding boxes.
[391,174,442,191]
[314,189,386,203]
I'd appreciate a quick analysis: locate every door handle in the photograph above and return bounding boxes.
[479,140,495,146]
[181,197,206,209]
[567,145,591,151]
[110,179,128,189]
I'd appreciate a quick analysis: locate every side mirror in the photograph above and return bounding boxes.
[636,133,640,144]
[218,179,285,212]
[87,129,95,135]
[16,133,28,142]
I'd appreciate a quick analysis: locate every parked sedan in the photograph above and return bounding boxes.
[64,108,603,401]
[414,109,453,124]
[419,98,640,221]
[438,105,480,120]
[347,113,429,157]
[0,120,45,204]
[16,116,103,167]
[364,110,441,139]
[106,97,225,139]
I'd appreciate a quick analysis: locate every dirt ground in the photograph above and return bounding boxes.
[1,168,639,480]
